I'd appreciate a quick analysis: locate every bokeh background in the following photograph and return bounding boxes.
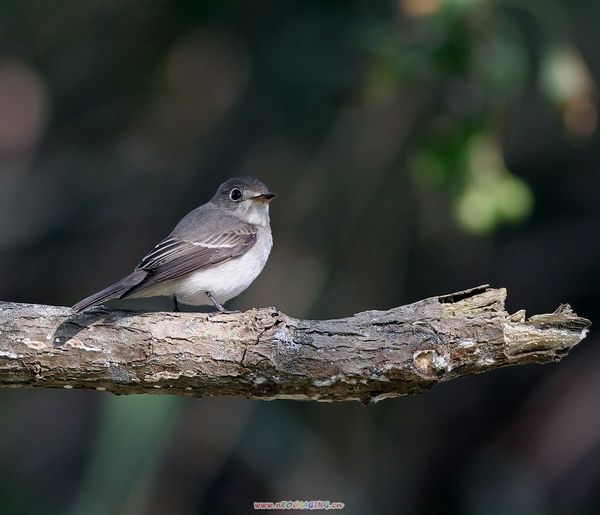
[1,0,599,513]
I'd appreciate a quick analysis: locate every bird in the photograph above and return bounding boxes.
[72,176,275,314]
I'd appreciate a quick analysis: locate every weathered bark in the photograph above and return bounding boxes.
[0,286,591,403]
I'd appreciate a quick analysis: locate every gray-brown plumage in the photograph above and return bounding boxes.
[73,177,275,313]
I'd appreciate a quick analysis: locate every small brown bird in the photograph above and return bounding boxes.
[73,177,275,313]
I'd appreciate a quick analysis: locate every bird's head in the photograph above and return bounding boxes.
[212,177,275,226]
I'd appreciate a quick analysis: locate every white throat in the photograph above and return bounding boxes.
[241,202,270,227]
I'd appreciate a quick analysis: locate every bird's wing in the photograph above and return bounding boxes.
[124,225,257,296]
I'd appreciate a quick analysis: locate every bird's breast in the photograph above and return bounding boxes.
[175,228,273,305]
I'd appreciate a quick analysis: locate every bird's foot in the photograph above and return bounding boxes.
[208,309,241,318]
[205,291,239,316]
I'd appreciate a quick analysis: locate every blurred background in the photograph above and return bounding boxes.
[1,0,599,513]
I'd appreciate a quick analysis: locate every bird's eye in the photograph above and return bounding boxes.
[229,188,243,201]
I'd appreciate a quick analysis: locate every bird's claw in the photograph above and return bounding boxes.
[208,309,241,318]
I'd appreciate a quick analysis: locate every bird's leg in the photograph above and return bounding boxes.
[172,295,180,312]
[206,291,240,316]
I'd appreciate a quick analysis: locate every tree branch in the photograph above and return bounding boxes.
[0,285,591,403]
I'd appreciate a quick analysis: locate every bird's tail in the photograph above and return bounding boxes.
[72,270,148,312]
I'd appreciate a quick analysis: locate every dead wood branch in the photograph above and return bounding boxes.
[0,286,590,403]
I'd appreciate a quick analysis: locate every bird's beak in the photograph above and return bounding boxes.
[251,192,276,203]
